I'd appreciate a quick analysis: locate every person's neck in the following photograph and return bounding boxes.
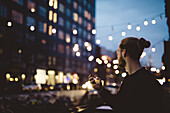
[125,59,142,75]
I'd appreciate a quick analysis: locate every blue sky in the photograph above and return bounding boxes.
[95,0,169,68]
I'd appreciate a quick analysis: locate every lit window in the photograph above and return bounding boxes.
[73,13,78,22]
[84,10,88,18]
[58,30,64,40]
[58,44,64,53]
[53,0,58,9]
[93,17,95,23]
[49,0,53,7]
[65,34,70,43]
[49,25,53,36]
[38,22,47,33]
[88,13,91,20]
[43,23,47,33]
[48,56,52,66]
[87,33,91,40]
[78,17,82,24]
[59,3,64,13]
[73,2,78,9]
[87,23,91,31]
[53,57,56,65]
[66,46,70,56]
[59,17,64,26]
[49,10,53,21]
[12,10,23,24]
[53,13,57,23]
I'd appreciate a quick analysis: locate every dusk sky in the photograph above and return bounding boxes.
[95,0,169,68]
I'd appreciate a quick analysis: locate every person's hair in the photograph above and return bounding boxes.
[119,37,151,60]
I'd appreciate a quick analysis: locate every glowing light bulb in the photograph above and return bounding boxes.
[76,52,80,57]
[92,29,96,34]
[52,28,56,34]
[108,35,113,41]
[73,29,78,35]
[152,19,156,24]
[144,20,148,26]
[121,31,126,36]
[96,39,100,44]
[151,48,156,52]
[127,24,132,30]
[30,26,35,31]
[136,25,140,31]
[88,55,94,61]
[7,21,12,27]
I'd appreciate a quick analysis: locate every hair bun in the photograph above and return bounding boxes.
[139,38,151,48]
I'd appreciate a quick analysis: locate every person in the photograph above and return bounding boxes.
[89,37,164,113]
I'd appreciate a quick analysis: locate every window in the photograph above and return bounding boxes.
[83,0,87,6]
[72,36,76,44]
[65,34,70,43]
[58,44,64,53]
[53,13,57,23]
[78,27,82,36]
[38,22,47,33]
[39,6,47,17]
[58,30,64,40]
[66,8,71,17]
[88,3,91,10]
[59,3,64,13]
[27,0,36,11]
[59,17,64,26]
[78,39,82,46]
[78,6,82,13]
[49,0,53,7]
[49,25,52,36]
[66,46,70,56]
[66,21,70,30]
[87,33,91,40]
[73,2,78,10]
[53,57,56,65]
[12,10,23,24]
[48,56,52,66]
[78,17,82,24]
[83,30,87,38]
[84,10,88,18]
[0,5,7,17]
[67,0,71,4]
[26,16,35,26]
[53,0,58,9]
[87,23,91,31]
[12,0,23,6]
[88,13,91,20]
[73,13,78,22]
[49,10,53,21]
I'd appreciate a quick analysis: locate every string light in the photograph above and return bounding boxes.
[73,29,78,35]
[152,19,156,24]
[30,26,35,31]
[52,28,56,34]
[96,39,101,44]
[127,23,132,30]
[76,52,80,57]
[144,20,148,26]
[151,47,156,52]
[88,55,94,61]
[7,21,12,27]
[108,35,113,41]
[121,31,126,36]
[136,25,140,31]
[92,29,96,34]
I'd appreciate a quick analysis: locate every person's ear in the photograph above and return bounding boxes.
[122,49,127,57]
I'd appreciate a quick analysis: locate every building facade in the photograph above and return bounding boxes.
[0,0,96,90]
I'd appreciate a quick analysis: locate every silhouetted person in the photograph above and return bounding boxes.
[89,37,164,113]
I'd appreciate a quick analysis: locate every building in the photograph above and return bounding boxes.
[0,0,96,91]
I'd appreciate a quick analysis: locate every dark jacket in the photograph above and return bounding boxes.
[98,67,164,113]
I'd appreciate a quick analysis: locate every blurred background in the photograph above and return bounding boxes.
[0,0,170,113]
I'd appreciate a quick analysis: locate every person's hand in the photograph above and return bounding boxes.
[89,75,102,90]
